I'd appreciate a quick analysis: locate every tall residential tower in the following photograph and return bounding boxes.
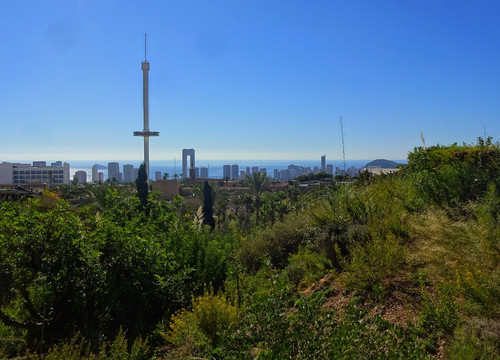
[134,33,159,183]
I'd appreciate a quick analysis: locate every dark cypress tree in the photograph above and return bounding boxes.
[136,163,149,211]
[202,181,215,230]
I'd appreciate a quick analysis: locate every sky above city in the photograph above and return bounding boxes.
[1,1,499,162]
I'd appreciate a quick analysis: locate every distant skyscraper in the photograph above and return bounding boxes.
[98,172,104,182]
[326,164,333,175]
[33,161,46,167]
[51,161,62,167]
[155,171,162,180]
[321,155,326,172]
[108,162,120,182]
[274,169,279,179]
[231,164,239,180]
[246,167,250,175]
[223,164,231,179]
[260,168,267,175]
[123,164,134,183]
[92,165,99,183]
[133,34,159,183]
[252,166,259,174]
[182,149,195,179]
[200,167,209,178]
[74,170,87,184]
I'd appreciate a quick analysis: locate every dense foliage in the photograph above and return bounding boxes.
[1,138,499,359]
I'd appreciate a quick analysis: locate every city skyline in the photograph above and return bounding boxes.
[1,1,500,162]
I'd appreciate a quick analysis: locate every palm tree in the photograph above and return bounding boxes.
[244,172,270,226]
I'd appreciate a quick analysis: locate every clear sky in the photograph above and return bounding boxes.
[1,1,499,161]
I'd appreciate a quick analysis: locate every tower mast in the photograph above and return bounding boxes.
[134,33,159,184]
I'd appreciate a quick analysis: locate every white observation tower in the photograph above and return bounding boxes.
[134,33,159,183]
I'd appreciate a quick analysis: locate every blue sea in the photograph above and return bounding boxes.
[69,159,407,182]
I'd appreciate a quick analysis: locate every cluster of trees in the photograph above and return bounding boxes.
[1,138,499,359]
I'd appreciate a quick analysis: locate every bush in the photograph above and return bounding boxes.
[284,246,331,289]
[236,214,307,272]
[162,287,238,354]
[341,234,407,290]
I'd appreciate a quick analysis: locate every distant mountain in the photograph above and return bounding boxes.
[364,159,401,169]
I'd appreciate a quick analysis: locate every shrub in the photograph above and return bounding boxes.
[163,287,238,354]
[235,214,307,272]
[284,246,332,289]
[341,234,407,290]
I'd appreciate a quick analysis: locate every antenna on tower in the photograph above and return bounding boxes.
[144,33,147,60]
[340,116,346,173]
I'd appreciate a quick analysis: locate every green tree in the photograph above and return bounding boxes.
[136,163,148,211]
[202,181,215,230]
[244,172,270,226]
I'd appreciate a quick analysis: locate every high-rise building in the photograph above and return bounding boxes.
[33,161,46,167]
[223,164,231,179]
[321,155,326,172]
[108,162,121,182]
[260,168,267,175]
[274,169,279,179]
[51,161,62,167]
[240,170,246,179]
[155,171,162,180]
[200,167,209,178]
[182,149,195,179]
[74,170,87,184]
[252,167,259,174]
[231,164,239,180]
[92,165,99,183]
[246,167,250,175]
[326,164,333,175]
[98,172,104,182]
[123,164,135,183]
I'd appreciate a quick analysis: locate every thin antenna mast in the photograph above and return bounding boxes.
[144,33,147,60]
[340,116,346,173]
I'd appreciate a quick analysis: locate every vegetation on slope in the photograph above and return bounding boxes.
[0,138,499,359]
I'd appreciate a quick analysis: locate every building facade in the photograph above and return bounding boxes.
[123,164,135,183]
[223,164,231,179]
[231,164,239,180]
[92,165,99,183]
[74,170,87,184]
[108,162,121,182]
[0,161,70,185]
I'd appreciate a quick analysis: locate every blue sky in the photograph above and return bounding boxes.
[1,1,499,161]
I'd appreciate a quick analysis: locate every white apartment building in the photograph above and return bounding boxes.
[0,161,70,185]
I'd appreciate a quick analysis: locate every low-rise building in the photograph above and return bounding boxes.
[0,161,70,185]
